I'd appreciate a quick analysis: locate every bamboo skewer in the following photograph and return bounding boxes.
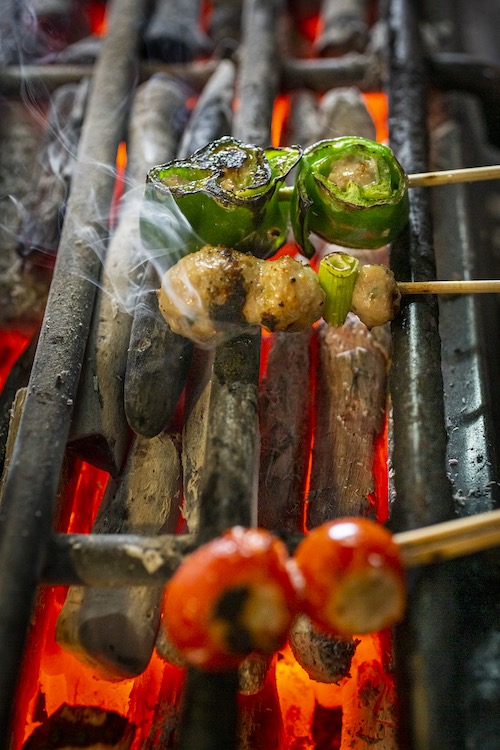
[398,279,500,295]
[394,507,500,568]
[408,163,500,188]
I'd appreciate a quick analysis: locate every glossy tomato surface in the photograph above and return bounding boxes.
[161,527,303,670]
[295,518,406,636]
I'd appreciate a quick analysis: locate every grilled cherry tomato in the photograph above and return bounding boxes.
[161,527,304,671]
[294,518,406,636]
[290,136,409,255]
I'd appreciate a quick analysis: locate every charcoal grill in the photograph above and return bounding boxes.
[0,0,500,748]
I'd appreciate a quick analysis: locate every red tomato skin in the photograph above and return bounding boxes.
[161,527,303,670]
[295,518,405,635]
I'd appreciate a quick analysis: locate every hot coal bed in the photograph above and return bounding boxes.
[1,0,500,749]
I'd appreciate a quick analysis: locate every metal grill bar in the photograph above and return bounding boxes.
[387,1,464,748]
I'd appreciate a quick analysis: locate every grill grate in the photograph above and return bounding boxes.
[0,0,500,747]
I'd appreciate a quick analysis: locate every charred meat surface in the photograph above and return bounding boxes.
[157,245,325,344]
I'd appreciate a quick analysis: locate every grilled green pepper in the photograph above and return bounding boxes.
[290,137,409,256]
[141,136,302,264]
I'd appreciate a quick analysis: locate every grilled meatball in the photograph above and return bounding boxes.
[350,264,400,329]
[158,245,325,345]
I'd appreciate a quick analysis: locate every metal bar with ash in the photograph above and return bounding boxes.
[177,1,280,747]
[386,0,463,748]
[0,0,147,739]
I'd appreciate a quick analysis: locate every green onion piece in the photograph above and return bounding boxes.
[318,253,360,327]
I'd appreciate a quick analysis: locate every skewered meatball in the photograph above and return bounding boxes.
[350,264,401,329]
[157,245,325,345]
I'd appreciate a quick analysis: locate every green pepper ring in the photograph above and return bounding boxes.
[141,137,302,263]
[290,137,409,256]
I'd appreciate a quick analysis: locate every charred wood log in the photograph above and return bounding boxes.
[56,431,182,680]
[177,58,235,158]
[28,0,91,51]
[208,0,242,56]
[0,100,49,331]
[258,330,312,533]
[315,0,369,57]
[0,387,26,501]
[0,335,37,480]
[143,0,211,63]
[289,614,358,684]
[22,704,135,749]
[17,78,89,261]
[317,85,376,140]
[125,61,237,438]
[69,74,189,471]
[306,316,389,526]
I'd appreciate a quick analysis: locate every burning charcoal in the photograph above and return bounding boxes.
[181,347,213,533]
[42,34,102,64]
[0,334,37,480]
[143,0,211,63]
[0,387,26,500]
[125,62,239,439]
[56,431,182,680]
[29,0,91,49]
[208,0,242,55]
[0,100,49,331]
[306,315,389,527]
[22,703,135,749]
[284,90,320,149]
[258,330,312,533]
[317,86,376,140]
[69,74,189,469]
[289,614,358,683]
[177,59,235,158]
[340,651,397,749]
[17,78,89,261]
[315,0,369,57]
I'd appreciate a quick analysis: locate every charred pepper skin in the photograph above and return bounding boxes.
[141,136,302,263]
[290,136,409,255]
[294,518,406,637]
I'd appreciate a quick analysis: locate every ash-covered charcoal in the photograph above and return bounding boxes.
[17,78,89,261]
[317,86,376,141]
[56,432,182,680]
[40,33,102,64]
[177,59,236,159]
[22,703,135,749]
[289,614,359,684]
[258,329,312,532]
[0,100,50,331]
[307,314,390,527]
[315,0,370,57]
[70,74,189,464]
[143,0,212,63]
[208,0,242,55]
[157,245,324,346]
[28,0,91,53]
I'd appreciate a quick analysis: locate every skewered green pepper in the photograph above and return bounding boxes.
[141,136,302,264]
[290,136,409,256]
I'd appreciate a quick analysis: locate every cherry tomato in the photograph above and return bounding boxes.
[294,518,406,636]
[161,527,304,670]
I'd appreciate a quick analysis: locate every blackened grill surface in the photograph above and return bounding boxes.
[386,0,463,748]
